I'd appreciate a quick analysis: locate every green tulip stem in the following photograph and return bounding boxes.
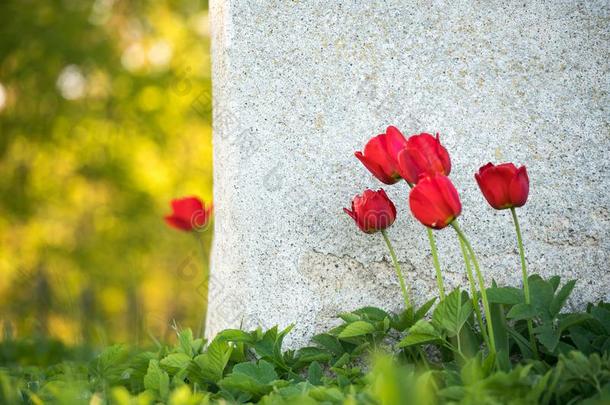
[426,228,446,300]
[381,229,411,308]
[451,221,496,354]
[406,181,446,300]
[510,207,539,359]
[458,237,489,347]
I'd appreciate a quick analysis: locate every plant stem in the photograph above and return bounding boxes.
[381,229,411,308]
[405,181,446,300]
[426,228,446,300]
[458,237,489,347]
[510,207,539,359]
[451,221,496,354]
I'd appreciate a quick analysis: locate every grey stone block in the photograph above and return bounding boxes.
[207,0,610,347]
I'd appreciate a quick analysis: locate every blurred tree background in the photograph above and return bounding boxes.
[0,0,213,346]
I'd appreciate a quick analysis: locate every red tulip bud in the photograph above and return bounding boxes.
[409,174,461,229]
[344,189,397,233]
[165,196,212,232]
[355,126,407,184]
[475,163,529,210]
[397,133,451,184]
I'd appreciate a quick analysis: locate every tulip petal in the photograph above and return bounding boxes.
[436,176,462,221]
[409,184,443,228]
[384,126,408,161]
[435,133,452,176]
[165,215,193,231]
[396,149,420,184]
[171,197,204,222]
[409,175,460,229]
[355,151,398,184]
[477,166,511,209]
[343,207,357,221]
[509,166,529,207]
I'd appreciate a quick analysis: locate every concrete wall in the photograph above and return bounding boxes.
[208,0,609,346]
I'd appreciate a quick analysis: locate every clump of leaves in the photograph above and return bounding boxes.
[1,275,609,404]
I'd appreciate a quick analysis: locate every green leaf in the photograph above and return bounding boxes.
[338,321,375,339]
[312,333,344,356]
[507,328,533,359]
[490,302,510,370]
[550,280,576,316]
[415,298,438,321]
[178,328,194,357]
[216,329,256,344]
[438,385,465,401]
[231,360,278,384]
[399,320,442,347]
[487,287,524,305]
[333,353,350,368]
[506,303,538,320]
[253,325,293,370]
[338,313,361,323]
[294,347,331,367]
[193,339,233,384]
[591,306,610,334]
[433,289,473,337]
[307,361,323,385]
[530,278,555,319]
[351,306,390,322]
[89,345,129,386]
[534,324,560,352]
[558,313,592,332]
[569,326,594,354]
[548,275,561,292]
[144,360,170,400]
[218,360,278,398]
[160,353,192,373]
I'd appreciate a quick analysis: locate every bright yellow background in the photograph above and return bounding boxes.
[0,0,213,345]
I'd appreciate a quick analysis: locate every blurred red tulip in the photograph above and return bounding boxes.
[397,133,451,184]
[409,174,461,229]
[165,196,212,232]
[475,163,529,210]
[344,189,397,233]
[355,126,407,184]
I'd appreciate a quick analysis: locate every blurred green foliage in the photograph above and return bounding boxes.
[0,0,213,345]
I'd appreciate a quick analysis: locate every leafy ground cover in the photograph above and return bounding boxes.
[1,275,609,404]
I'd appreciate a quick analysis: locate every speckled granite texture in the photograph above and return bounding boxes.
[207,0,610,347]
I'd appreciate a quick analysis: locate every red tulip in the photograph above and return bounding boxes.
[165,196,212,232]
[409,174,461,229]
[475,163,529,210]
[355,126,407,184]
[344,189,397,233]
[397,133,451,184]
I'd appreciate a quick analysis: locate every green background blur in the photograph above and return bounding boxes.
[0,0,213,346]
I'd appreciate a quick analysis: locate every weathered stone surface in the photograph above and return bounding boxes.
[207,0,610,346]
